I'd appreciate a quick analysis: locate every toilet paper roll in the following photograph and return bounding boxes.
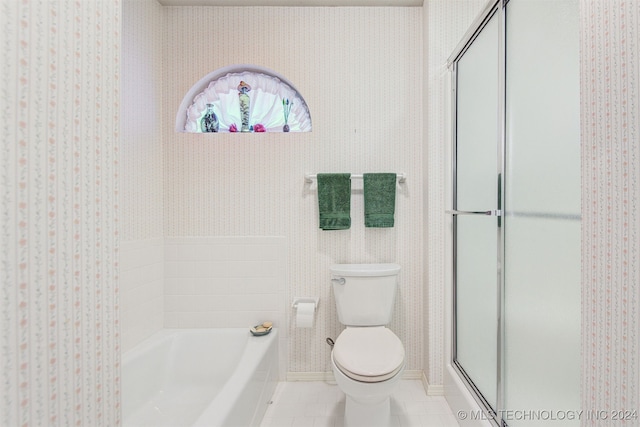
[296,302,315,328]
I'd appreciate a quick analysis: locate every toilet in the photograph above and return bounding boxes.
[329,263,405,427]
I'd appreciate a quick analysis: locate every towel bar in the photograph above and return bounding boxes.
[305,173,406,184]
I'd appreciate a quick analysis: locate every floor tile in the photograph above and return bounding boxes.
[260,380,459,427]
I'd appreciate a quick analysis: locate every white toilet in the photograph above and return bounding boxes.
[329,263,405,427]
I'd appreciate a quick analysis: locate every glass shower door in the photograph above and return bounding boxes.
[503,0,581,425]
[451,1,581,425]
[452,9,501,412]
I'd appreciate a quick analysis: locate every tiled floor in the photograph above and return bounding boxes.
[260,380,460,427]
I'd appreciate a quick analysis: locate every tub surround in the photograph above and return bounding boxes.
[163,236,286,329]
[120,238,165,353]
[119,235,289,377]
[164,236,288,377]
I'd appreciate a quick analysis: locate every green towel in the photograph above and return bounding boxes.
[317,173,351,230]
[363,173,397,227]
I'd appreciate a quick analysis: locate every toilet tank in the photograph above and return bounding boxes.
[330,263,401,326]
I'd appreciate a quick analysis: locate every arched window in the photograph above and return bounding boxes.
[176,64,312,133]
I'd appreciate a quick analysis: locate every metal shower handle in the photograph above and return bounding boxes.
[446,209,502,217]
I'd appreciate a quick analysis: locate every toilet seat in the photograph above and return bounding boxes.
[332,327,405,383]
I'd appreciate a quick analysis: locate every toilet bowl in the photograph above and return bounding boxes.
[329,264,405,427]
[331,327,405,426]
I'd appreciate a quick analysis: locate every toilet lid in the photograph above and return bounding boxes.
[332,327,405,382]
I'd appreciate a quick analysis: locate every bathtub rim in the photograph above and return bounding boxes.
[122,327,279,427]
[193,328,279,427]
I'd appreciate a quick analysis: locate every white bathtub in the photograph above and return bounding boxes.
[122,328,279,427]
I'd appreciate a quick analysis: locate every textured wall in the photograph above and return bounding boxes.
[581,0,640,423]
[121,0,165,352]
[121,0,165,242]
[163,6,424,373]
[1,0,121,425]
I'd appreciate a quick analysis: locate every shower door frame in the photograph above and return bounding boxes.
[447,1,507,426]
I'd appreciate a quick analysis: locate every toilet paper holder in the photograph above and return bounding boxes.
[292,297,319,310]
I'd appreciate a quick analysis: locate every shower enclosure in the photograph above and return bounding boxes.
[447,0,580,426]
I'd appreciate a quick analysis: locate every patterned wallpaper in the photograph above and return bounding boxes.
[1,0,121,425]
[163,6,424,373]
[580,0,640,423]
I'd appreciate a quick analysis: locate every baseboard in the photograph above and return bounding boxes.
[286,370,424,383]
[286,372,336,382]
[421,371,445,396]
[402,369,423,380]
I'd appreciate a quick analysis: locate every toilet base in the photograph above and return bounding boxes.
[331,350,404,427]
[344,395,390,427]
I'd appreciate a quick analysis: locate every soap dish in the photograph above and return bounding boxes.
[250,325,273,336]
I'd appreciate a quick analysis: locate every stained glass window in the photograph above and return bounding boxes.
[177,66,312,133]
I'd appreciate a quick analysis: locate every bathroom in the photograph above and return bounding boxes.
[2,0,638,426]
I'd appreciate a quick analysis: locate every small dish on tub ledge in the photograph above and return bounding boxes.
[250,321,273,336]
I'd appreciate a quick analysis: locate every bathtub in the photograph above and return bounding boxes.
[122,328,279,427]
